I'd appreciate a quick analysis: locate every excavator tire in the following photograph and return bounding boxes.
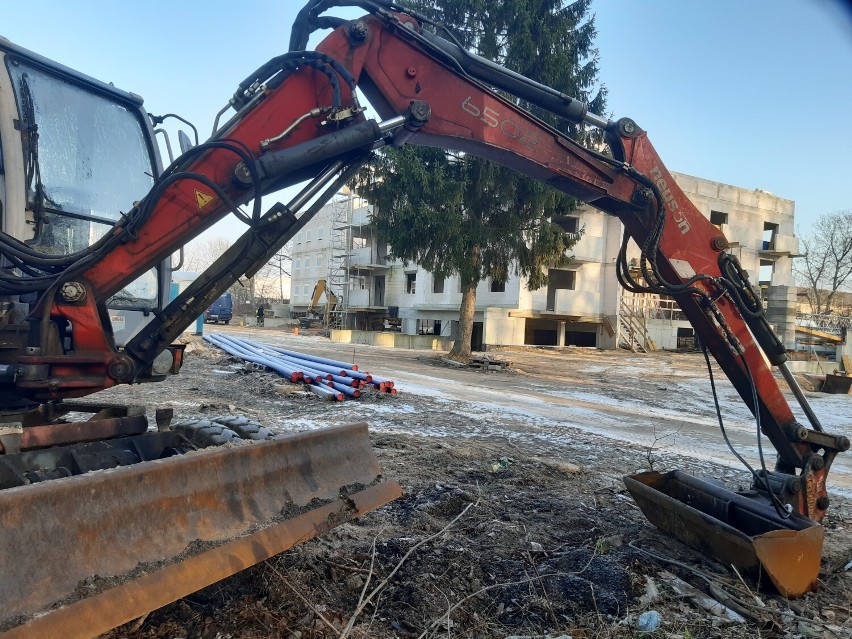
[208,415,274,441]
[171,419,241,447]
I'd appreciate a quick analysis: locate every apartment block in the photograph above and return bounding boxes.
[288,173,798,351]
[290,192,391,330]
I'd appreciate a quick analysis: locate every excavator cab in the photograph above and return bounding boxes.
[0,39,169,346]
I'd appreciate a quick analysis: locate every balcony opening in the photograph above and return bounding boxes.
[762,222,778,250]
[546,269,576,311]
[406,272,416,294]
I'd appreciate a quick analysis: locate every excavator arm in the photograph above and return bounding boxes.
[307,278,339,314]
[302,5,849,595]
[0,2,848,632]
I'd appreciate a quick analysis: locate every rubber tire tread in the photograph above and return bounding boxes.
[209,415,273,441]
[172,419,241,447]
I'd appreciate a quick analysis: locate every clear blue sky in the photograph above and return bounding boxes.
[2,0,850,236]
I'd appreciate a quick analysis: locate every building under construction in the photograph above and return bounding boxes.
[288,173,799,352]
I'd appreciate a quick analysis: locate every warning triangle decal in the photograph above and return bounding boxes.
[194,189,216,211]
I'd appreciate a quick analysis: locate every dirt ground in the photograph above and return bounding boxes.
[95,329,852,639]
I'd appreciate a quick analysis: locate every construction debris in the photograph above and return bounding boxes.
[204,333,398,400]
[441,354,512,370]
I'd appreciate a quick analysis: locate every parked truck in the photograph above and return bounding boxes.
[205,292,233,324]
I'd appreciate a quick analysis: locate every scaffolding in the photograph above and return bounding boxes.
[326,192,353,330]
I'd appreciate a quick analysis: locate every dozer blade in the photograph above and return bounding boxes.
[0,422,401,639]
[624,470,822,597]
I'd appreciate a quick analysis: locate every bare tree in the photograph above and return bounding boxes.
[795,210,852,315]
[183,236,232,273]
[268,248,291,302]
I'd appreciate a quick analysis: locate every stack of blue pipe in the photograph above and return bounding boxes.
[203,333,396,401]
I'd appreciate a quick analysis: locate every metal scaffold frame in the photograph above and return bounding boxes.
[326,191,353,331]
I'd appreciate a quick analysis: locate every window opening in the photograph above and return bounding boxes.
[762,222,778,250]
[552,215,579,234]
[710,210,728,228]
[433,275,445,294]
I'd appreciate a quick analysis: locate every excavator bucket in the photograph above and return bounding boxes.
[624,471,822,597]
[821,373,852,395]
[0,422,401,639]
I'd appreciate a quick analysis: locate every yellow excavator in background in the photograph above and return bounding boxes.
[300,278,340,328]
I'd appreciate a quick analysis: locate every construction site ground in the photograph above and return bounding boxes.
[97,326,852,639]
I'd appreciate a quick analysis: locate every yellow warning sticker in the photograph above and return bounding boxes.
[194,189,216,211]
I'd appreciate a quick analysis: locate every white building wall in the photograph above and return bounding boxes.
[288,203,336,307]
[484,308,526,345]
[288,195,381,313]
[670,171,797,287]
[287,173,798,350]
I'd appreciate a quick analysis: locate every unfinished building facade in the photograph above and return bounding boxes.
[288,173,798,351]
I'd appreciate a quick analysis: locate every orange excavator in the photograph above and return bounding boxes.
[0,2,847,635]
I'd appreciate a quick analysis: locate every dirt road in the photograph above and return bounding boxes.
[94,328,852,639]
[213,326,852,497]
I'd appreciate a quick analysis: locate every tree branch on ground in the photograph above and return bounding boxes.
[415,550,599,639]
[338,498,480,639]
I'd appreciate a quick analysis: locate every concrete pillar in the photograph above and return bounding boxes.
[765,285,797,350]
[557,321,566,346]
[401,317,421,335]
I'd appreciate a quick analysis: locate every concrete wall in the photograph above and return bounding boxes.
[786,360,843,375]
[646,318,694,351]
[330,329,453,350]
[484,308,526,346]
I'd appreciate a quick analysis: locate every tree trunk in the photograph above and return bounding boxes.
[449,281,477,361]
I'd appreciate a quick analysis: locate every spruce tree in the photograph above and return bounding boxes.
[359,0,606,359]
